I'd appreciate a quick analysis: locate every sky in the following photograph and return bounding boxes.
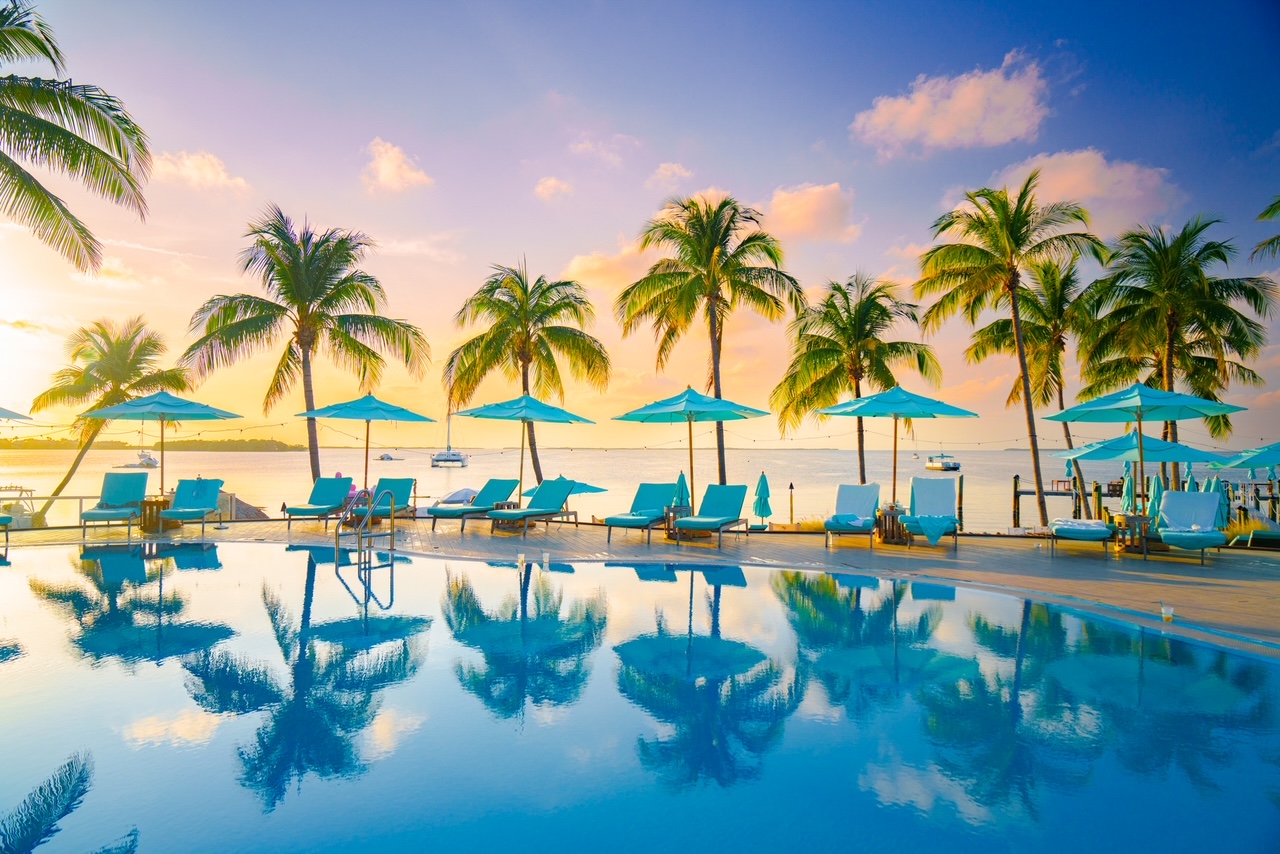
[2,0,1278,454]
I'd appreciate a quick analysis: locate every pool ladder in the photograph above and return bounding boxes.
[334,486,400,565]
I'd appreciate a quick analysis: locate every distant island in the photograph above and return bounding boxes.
[0,437,303,452]
[0,438,130,450]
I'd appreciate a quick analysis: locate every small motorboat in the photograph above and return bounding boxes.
[925,453,960,471]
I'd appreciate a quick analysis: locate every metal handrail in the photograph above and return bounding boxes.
[333,487,399,558]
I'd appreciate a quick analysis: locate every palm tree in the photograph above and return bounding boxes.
[29,317,189,525]
[183,205,430,481]
[966,258,1094,517]
[615,196,805,485]
[444,262,610,484]
[1084,217,1275,488]
[1252,194,1280,261]
[770,273,940,483]
[916,171,1103,526]
[0,0,149,273]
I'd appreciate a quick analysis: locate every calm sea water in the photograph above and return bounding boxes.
[0,446,1233,532]
[1,544,1277,852]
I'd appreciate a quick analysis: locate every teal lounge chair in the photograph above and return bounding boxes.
[673,484,748,548]
[350,478,416,523]
[901,477,958,549]
[1150,491,1227,564]
[0,513,10,550]
[81,472,148,542]
[427,478,520,531]
[159,478,224,540]
[604,482,677,544]
[487,477,578,537]
[1049,518,1117,554]
[824,483,880,549]
[285,477,353,530]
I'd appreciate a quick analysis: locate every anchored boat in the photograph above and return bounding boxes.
[431,412,469,467]
[925,453,960,471]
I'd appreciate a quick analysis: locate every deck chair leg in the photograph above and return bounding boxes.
[607,527,612,545]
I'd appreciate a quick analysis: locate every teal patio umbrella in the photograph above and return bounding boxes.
[1046,384,1245,514]
[752,471,772,528]
[673,472,690,508]
[1212,441,1280,471]
[455,394,593,499]
[614,386,767,506]
[83,391,241,495]
[817,386,978,504]
[1053,432,1228,465]
[299,393,434,490]
[1121,463,1136,514]
[0,405,31,421]
[522,476,606,498]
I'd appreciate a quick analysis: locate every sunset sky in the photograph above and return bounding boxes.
[2,0,1278,454]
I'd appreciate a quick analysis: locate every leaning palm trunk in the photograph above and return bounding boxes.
[709,302,728,486]
[1009,286,1049,526]
[300,348,321,481]
[34,423,104,526]
[1056,387,1091,519]
[521,365,544,485]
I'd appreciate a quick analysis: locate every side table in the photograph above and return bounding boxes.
[665,505,692,540]
[142,496,182,533]
[877,506,909,545]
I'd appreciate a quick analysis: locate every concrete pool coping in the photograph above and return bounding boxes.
[5,517,1278,658]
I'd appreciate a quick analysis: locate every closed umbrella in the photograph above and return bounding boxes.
[1046,384,1244,514]
[817,386,978,504]
[298,393,434,490]
[83,391,241,495]
[1148,475,1164,523]
[752,472,772,529]
[673,472,690,509]
[615,387,767,509]
[1185,463,1197,493]
[455,394,592,499]
[1121,462,1135,514]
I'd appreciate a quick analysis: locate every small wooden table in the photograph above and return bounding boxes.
[877,506,909,545]
[491,500,523,531]
[665,505,692,540]
[1115,514,1151,556]
[141,496,182,534]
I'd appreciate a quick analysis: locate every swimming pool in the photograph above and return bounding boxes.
[1,543,1277,852]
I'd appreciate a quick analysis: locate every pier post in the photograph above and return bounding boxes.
[957,475,964,531]
[1092,481,1102,520]
[1012,474,1020,529]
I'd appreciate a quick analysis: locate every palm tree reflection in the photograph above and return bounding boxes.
[0,752,138,853]
[182,553,426,811]
[442,564,606,720]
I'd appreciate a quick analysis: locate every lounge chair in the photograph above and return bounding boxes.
[285,476,353,530]
[1149,491,1227,564]
[1049,518,1117,554]
[824,483,880,549]
[900,477,958,549]
[0,513,10,550]
[673,484,748,548]
[158,478,224,540]
[487,477,578,537]
[349,477,416,523]
[81,472,148,542]
[604,482,677,544]
[427,478,520,532]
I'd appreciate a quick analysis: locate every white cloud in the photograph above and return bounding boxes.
[71,256,157,291]
[534,176,574,200]
[153,151,250,191]
[362,708,424,761]
[122,709,221,747]
[765,182,861,243]
[569,132,641,166]
[362,137,433,193]
[991,148,1183,238]
[562,238,654,293]
[379,234,463,264]
[851,51,1048,158]
[646,162,692,192]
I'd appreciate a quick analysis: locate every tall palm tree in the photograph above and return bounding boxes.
[444,262,610,484]
[966,259,1094,517]
[615,196,805,485]
[29,317,189,525]
[1252,194,1280,261]
[1084,217,1275,488]
[770,273,940,484]
[916,171,1103,526]
[0,0,149,272]
[183,205,430,481]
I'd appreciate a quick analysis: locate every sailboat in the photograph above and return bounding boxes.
[431,410,468,467]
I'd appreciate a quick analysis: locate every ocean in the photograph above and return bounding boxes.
[0,446,1194,533]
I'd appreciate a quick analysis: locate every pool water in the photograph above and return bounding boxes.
[1,543,1277,853]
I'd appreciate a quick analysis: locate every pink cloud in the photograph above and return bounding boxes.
[362,138,433,192]
[153,151,250,191]
[851,51,1048,159]
[765,183,861,243]
[534,176,574,200]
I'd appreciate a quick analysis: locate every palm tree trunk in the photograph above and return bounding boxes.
[1164,325,1180,490]
[1009,285,1049,526]
[521,362,543,484]
[300,347,321,482]
[34,422,105,526]
[854,375,866,485]
[1058,386,1091,519]
[708,302,727,486]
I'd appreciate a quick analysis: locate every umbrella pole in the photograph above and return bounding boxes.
[688,417,695,510]
[1137,415,1146,516]
[364,420,371,491]
[159,416,166,497]
[519,421,526,503]
[892,416,899,505]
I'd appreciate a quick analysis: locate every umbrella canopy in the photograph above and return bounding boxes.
[817,386,978,503]
[83,391,241,494]
[0,405,31,421]
[1212,441,1280,470]
[298,393,434,490]
[1053,432,1229,464]
[614,634,766,682]
[752,472,772,523]
[522,475,606,497]
[1046,384,1245,514]
[455,395,593,499]
[615,387,768,507]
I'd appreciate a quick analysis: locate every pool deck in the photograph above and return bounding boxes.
[6,518,1279,656]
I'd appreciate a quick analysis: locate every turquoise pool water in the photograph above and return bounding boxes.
[1,543,1277,852]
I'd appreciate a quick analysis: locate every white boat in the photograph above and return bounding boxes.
[925,453,960,471]
[378,453,396,461]
[431,412,469,467]
[120,450,159,469]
